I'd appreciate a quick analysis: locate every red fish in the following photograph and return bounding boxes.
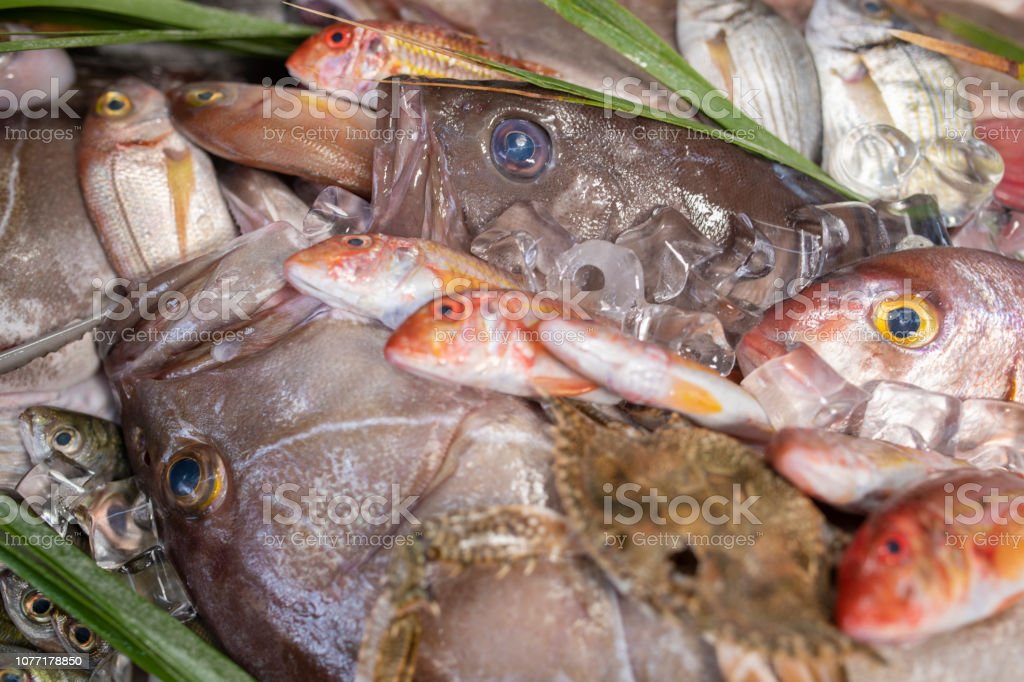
[837,469,1024,643]
[287,21,554,99]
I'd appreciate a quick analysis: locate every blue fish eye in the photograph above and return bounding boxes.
[168,456,201,498]
[491,118,552,181]
[2,672,22,682]
[886,307,921,340]
[54,430,72,446]
[863,0,883,13]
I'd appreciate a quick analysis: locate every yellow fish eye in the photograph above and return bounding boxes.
[95,91,132,118]
[185,88,224,107]
[872,295,939,348]
[164,445,227,516]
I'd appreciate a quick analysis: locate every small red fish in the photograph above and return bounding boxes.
[286,21,555,99]
[837,468,1024,644]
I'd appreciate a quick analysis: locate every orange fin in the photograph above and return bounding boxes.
[1007,363,1023,403]
[531,375,600,397]
[665,376,723,416]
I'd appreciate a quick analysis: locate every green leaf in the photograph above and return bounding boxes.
[0,497,252,682]
[0,28,309,55]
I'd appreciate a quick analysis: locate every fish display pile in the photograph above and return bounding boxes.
[2,0,1024,680]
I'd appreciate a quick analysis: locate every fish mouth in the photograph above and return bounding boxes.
[735,328,788,376]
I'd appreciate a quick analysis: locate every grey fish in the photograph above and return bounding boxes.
[217,166,310,235]
[0,575,62,652]
[677,0,823,159]
[18,407,129,480]
[805,0,973,175]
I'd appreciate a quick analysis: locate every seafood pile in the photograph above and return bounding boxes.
[1,0,1024,680]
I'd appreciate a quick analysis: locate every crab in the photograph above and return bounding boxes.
[358,402,857,682]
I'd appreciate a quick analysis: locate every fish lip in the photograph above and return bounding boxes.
[736,328,787,375]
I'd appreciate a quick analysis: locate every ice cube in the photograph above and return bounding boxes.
[789,202,891,274]
[876,194,952,248]
[470,228,538,288]
[302,186,372,242]
[904,136,1006,228]
[120,547,195,621]
[830,124,920,201]
[549,241,645,324]
[477,202,575,282]
[857,381,961,452]
[626,306,736,374]
[15,460,90,535]
[954,399,1024,470]
[615,207,720,303]
[740,344,870,430]
[72,479,160,569]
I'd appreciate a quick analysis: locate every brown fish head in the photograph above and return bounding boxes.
[165,81,244,136]
[738,248,1024,400]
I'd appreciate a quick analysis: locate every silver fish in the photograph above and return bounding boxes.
[677,0,823,159]
[805,0,973,174]
[0,574,62,652]
[80,77,237,281]
[217,166,309,235]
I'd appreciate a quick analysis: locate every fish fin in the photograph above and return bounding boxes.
[163,147,196,260]
[1006,362,1024,403]
[530,375,600,397]
[705,31,735,100]
[665,376,722,416]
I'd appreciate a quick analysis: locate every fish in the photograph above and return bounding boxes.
[0,114,114,395]
[79,77,236,281]
[286,20,555,100]
[18,407,128,481]
[676,0,822,159]
[0,575,62,652]
[168,81,376,198]
[52,613,111,665]
[805,0,973,174]
[284,233,525,328]
[384,289,616,401]
[370,80,886,312]
[837,468,1024,644]
[737,248,1024,402]
[0,24,75,113]
[0,645,89,681]
[217,165,310,235]
[537,318,773,440]
[766,427,969,512]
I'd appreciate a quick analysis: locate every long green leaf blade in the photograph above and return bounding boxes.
[0,28,307,54]
[0,497,252,682]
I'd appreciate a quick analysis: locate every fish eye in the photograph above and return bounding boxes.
[861,0,890,17]
[49,426,81,454]
[877,532,910,565]
[325,26,354,49]
[491,119,552,181]
[185,88,224,107]
[0,670,23,682]
[95,91,132,118]
[436,299,466,321]
[872,296,938,348]
[343,235,371,248]
[164,445,227,516]
[22,591,53,622]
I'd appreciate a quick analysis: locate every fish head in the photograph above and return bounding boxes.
[166,81,242,132]
[17,407,123,474]
[284,233,422,317]
[385,289,507,383]
[836,497,954,643]
[0,574,60,650]
[806,0,907,50]
[737,248,1024,398]
[286,23,387,96]
[85,77,171,147]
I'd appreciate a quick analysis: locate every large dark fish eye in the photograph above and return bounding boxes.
[0,671,23,682]
[22,591,53,622]
[69,623,97,651]
[164,445,227,516]
[491,118,552,181]
[49,426,81,454]
[886,307,920,340]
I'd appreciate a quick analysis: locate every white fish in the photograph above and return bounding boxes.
[805,0,973,175]
[677,0,823,160]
